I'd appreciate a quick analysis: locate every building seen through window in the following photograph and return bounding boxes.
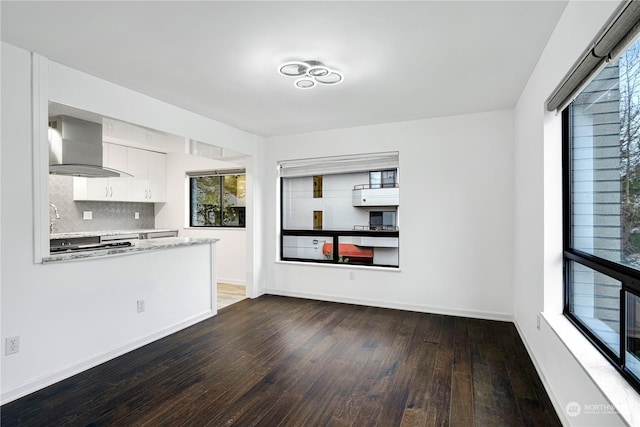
[280,153,399,267]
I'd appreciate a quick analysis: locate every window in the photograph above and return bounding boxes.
[313,175,323,198]
[189,171,246,228]
[369,170,397,188]
[369,211,396,231]
[313,211,323,230]
[563,36,640,392]
[279,152,399,267]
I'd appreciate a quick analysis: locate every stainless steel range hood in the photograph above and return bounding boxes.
[49,115,131,178]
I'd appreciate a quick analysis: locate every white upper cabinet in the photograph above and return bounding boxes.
[126,147,166,203]
[73,143,128,201]
[73,143,166,203]
[146,151,166,202]
[126,146,148,202]
[107,143,127,173]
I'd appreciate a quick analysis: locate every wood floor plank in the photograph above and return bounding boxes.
[399,313,441,427]
[450,372,474,426]
[1,296,561,427]
[423,316,455,426]
[334,309,416,426]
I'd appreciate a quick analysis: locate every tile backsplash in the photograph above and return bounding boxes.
[49,175,155,233]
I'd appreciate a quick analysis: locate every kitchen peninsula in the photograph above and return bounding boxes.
[44,236,218,263]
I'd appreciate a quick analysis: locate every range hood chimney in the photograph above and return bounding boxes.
[48,115,131,178]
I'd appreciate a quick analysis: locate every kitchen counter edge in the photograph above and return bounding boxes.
[42,237,219,264]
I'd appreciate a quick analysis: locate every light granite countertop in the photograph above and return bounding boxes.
[50,229,178,239]
[43,237,219,263]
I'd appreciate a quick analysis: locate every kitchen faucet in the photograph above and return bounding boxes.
[49,203,60,233]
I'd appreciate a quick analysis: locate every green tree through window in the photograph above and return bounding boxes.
[190,173,246,227]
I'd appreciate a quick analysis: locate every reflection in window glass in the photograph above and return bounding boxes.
[313,175,323,198]
[313,211,323,230]
[369,211,397,230]
[569,261,621,356]
[369,170,396,189]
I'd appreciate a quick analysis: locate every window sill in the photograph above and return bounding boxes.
[542,312,640,426]
[276,259,401,272]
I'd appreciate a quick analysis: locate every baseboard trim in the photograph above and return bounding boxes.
[1,310,214,405]
[264,288,513,322]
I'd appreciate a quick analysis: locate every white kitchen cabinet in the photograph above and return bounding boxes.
[76,177,127,201]
[73,144,166,203]
[126,147,166,203]
[146,151,166,202]
[73,143,128,201]
[106,143,127,172]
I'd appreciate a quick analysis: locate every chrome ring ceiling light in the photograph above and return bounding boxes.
[278,60,343,89]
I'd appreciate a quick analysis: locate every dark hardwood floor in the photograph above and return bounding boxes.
[1,296,561,426]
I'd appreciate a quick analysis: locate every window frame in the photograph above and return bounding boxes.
[562,106,640,393]
[279,170,400,268]
[280,228,400,268]
[188,171,246,228]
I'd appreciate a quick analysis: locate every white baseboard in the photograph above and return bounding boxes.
[263,288,513,322]
[1,311,214,405]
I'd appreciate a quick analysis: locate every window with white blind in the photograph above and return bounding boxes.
[559,1,640,392]
[279,152,400,267]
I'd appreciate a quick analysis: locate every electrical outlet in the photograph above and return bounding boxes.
[134,212,140,220]
[5,336,20,355]
[137,299,145,313]
[83,211,92,220]
[349,271,356,281]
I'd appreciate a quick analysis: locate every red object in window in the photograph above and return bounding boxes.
[322,243,373,258]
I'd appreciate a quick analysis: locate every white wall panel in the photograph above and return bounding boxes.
[514,1,636,425]
[263,109,515,320]
[0,42,248,403]
[155,152,247,285]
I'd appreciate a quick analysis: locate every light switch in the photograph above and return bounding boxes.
[83,211,92,220]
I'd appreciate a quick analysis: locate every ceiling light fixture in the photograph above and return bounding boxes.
[278,60,343,88]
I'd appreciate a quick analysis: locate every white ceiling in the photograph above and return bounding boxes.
[1,1,567,137]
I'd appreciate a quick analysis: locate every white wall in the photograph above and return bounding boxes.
[155,153,247,285]
[262,110,515,320]
[0,42,257,403]
[514,1,636,425]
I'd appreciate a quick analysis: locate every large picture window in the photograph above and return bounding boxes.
[279,152,399,268]
[189,170,246,228]
[563,35,640,392]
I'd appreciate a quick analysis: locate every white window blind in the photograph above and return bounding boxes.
[187,169,245,178]
[278,151,399,178]
[546,0,640,112]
